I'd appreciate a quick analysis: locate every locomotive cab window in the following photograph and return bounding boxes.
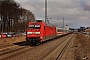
[35,25,40,29]
[28,24,40,29]
[28,25,34,29]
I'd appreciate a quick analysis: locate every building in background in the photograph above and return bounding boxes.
[65,25,69,30]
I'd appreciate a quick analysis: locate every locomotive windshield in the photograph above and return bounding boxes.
[28,24,40,29]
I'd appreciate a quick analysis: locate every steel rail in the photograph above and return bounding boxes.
[39,34,73,60]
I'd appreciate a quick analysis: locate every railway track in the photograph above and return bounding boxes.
[56,35,74,60]
[0,43,14,49]
[0,34,74,60]
[0,41,33,60]
[60,34,75,60]
[39,34,74,60]
[0,41,26,52]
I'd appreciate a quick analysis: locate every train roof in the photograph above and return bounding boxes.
[56,27,64,29]
[45,22,55,27]
[56,27,69,30]
[36,20,55,27]
[29,20,55,27]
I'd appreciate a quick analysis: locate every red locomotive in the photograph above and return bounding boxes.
[26,20,70,45]
[26,20,57,45]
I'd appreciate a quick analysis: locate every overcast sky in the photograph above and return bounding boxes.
[15,0,90,28]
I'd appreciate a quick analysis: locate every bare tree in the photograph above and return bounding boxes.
[0,0,20,32]
[18,8,35,32]
[0,0,35,32]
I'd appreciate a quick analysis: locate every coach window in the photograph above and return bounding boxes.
[58,29,59,32]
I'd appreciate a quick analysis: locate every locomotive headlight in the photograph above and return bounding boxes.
[35,32,40,34]
[40,37,43,38]
[27,32,32,34]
